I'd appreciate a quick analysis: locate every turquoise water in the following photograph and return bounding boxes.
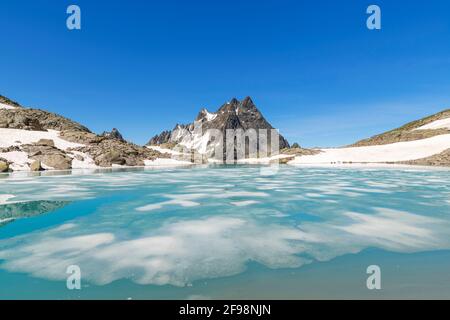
[0,165,450,299]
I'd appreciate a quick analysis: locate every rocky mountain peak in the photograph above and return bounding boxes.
[241,96,255,109]
[147,97,290,157]
[100,128,125,142]
[229,98,239,105]
[196,108,211,121]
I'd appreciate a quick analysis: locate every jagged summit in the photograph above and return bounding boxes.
[147,97,290,158]
[100,128,125,142]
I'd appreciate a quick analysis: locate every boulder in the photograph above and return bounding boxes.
[36,139,55,147]
[95,150,126,166]
[30,160,42,171]
[0,160,9,172]
[41,154,72,170]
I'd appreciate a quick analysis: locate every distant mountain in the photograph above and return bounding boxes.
[148,97,290,159]
[100,128,125,142]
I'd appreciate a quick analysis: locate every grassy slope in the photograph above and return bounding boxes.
[350,109,450,147]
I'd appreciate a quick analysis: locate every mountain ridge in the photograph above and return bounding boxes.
[2,92,450,170]
[350,109,450,147]
[147,96,290,159]
[0,94,168,172]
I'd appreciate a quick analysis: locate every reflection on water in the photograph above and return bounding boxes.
[0,200,70,226]
[0,165,450,298]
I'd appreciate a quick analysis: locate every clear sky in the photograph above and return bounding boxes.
[1,0,450,147]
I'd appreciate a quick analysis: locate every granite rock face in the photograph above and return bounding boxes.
[100,128,125,142]
[61,130,167,167]
[0,106,90,132]
[21,141,73,170]
[147,97,290,159]
[148,130,171,146]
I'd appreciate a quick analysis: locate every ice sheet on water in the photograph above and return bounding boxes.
[0,166,449,286]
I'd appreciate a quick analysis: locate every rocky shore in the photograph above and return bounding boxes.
[0,95,170,172]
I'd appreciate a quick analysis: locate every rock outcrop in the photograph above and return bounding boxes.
[0,94,170,171]
[280,147,321,157]
[0,107,90,132]
[30,160,42,171]
[21,139,73,170]
[100,128,125,142]
[0,159,9,172]
[148,130,171,146]
[60,130,166,167]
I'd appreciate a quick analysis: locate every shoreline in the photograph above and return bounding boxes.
[1,161,450,178]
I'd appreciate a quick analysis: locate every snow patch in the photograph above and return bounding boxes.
[289,134,450,164]
[146,146,183,156]
[0,151,30,171]
[0,128,84,150]
[69,151,98,169]
[0,103,16,110]
[413,117,450,131]
[203,109,217,121]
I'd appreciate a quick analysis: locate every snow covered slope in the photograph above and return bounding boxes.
[0,94,179,172]
[413,117,450,131]
[289,134,450,165]
[0,103,16,110]
[0,128,84,150]
[0,128,94,171]
[290,113,450,166]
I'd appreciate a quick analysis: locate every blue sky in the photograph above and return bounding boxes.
[1,0,450,147]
